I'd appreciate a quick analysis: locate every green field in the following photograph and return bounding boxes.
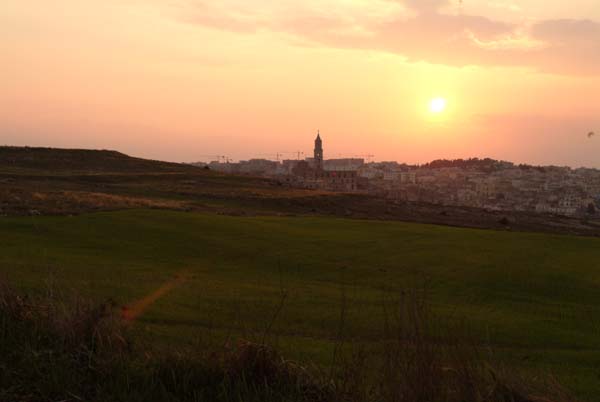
[2,210,600,399]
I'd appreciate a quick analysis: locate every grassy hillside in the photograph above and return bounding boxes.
[3,146,600,236]
[0,146,197,173]
[1,210,600,399]
[0,146,341,216]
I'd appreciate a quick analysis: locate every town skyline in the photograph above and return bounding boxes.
[189,130,600,169]
[4,2,600,400]
[195,133,600,218]
[3,1,600,168]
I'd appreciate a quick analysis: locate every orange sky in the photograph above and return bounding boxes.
[2,0,600,167]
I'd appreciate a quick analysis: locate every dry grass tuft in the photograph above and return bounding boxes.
[0,280,579,402]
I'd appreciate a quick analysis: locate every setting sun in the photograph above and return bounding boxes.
[429,97,447,114]
[3,1,600,399]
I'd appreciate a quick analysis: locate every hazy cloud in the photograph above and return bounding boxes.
[527,19,600,74]
[472,113,600,167]
[171,0,600,75]
[403,0,449,13]
[175,1,272,33]
[370,12,515,65]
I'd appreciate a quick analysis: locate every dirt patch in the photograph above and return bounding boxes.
[121,271,188,322]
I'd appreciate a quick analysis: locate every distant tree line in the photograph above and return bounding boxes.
[418,158,511,172]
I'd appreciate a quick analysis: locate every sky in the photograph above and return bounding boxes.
[2,0,600,167]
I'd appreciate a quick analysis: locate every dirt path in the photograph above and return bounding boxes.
[121,270,189,322]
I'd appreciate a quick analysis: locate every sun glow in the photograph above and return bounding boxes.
[429,97,447,114]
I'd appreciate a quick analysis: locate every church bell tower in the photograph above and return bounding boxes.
[314,130,323,169]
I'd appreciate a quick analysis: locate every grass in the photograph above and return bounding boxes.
[0,281,576,402]
[5,146,600,238]
[1,210,600,399]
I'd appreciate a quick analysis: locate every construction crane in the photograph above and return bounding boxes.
[256,153,281,161]
[257,152,305,161]
[276,151,305,161]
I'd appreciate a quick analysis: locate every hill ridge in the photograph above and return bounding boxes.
[0,146,196,173]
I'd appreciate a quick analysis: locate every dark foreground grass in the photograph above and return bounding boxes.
[0,281,575,402]
[1,210,600,399]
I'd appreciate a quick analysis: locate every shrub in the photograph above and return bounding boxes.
[0,281,578,402]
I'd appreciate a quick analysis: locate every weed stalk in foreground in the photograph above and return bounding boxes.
[0,279,577,402]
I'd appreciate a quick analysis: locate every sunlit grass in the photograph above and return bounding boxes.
[1,210,600,399]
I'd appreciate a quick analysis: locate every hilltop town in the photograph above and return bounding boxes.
[194,133,600,218]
